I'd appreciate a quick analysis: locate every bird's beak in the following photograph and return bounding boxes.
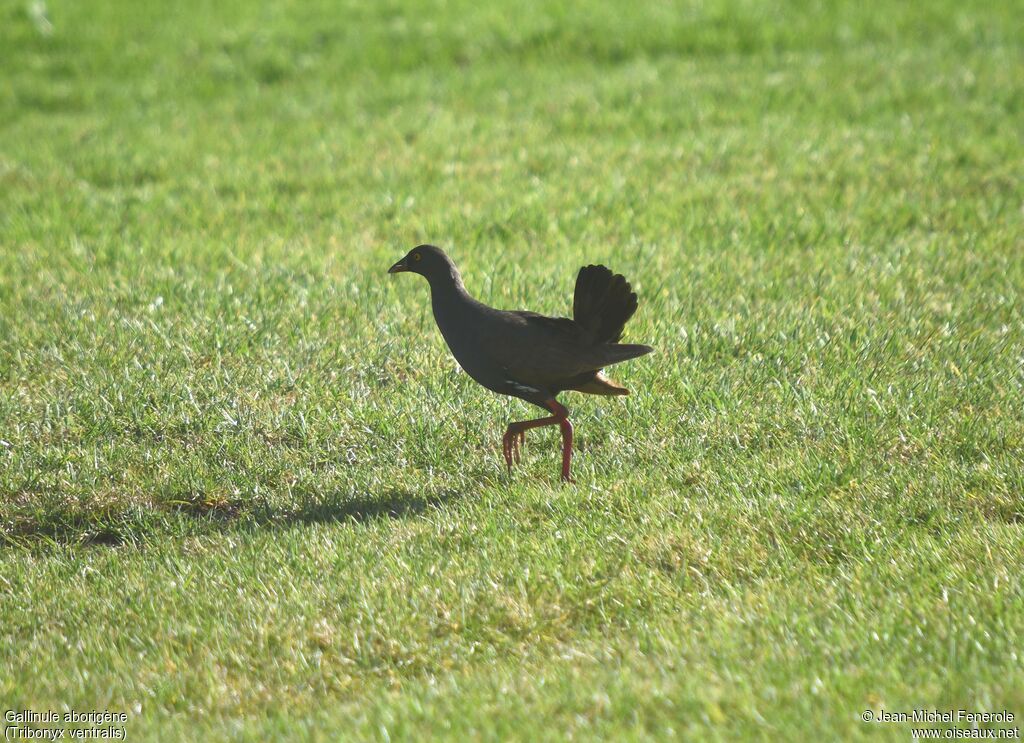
[388,257,409,274]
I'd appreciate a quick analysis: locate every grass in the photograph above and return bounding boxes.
[1,0,1023,739]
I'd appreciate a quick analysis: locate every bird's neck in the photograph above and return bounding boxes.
[427,265,477,333]
[427,264,471,305]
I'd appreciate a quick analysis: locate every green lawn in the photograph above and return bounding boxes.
[2,0,1023,739]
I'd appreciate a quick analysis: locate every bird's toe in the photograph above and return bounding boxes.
[501,428,516,470]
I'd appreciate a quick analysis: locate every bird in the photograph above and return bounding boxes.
[388,245,652,482]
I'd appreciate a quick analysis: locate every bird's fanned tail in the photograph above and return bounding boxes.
[573,264,641,344]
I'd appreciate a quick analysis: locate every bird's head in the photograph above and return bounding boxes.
[388,244,456,281]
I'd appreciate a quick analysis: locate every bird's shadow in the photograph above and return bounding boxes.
[2,488,466,550]
[259,488,463,529]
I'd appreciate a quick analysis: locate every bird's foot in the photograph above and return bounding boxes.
[502,426,526,470]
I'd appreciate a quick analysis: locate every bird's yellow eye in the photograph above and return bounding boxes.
[412,253,422,262]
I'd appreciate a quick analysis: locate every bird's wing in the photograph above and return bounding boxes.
[474,310,608,388]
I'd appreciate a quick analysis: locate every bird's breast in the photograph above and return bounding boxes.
[430,295,506,391]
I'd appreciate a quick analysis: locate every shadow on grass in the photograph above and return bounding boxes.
[1,488,464,549]
[265,489,461,527]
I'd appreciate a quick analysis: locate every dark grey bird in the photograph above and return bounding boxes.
[388,245,652,481]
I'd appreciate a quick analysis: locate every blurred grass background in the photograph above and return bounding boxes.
[1,0,1022,739]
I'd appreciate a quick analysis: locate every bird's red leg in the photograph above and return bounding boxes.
[547,401,574,483]
[502,400,574,482]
